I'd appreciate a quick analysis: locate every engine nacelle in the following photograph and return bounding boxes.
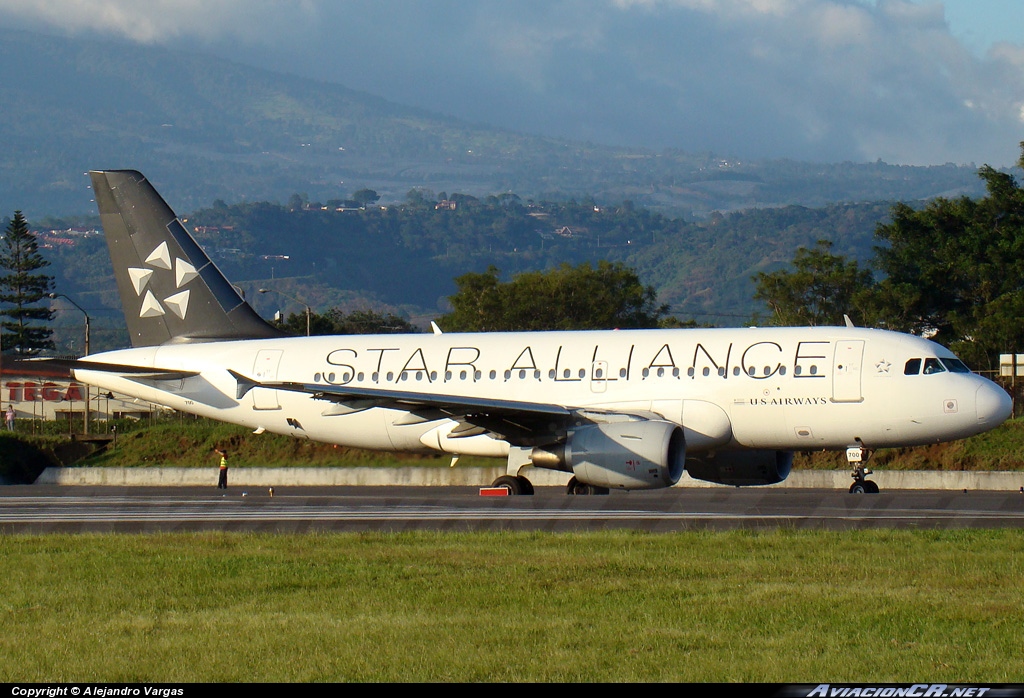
[684,449,793,486]
[532,420,686,490]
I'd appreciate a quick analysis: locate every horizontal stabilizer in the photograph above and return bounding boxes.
[32,357,199,382]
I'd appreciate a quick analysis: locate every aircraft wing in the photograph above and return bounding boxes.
[229,370,648,445]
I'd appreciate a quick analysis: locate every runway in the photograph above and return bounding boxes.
[1,485,1023,532]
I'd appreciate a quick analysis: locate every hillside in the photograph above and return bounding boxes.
[0,29,987,218]
[4,417,1022,484]
[36,194,899,352]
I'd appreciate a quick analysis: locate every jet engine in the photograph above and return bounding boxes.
[684,449,793,486]
[531,420,686,490]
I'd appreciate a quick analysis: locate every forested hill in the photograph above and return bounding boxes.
[0,28,988,217]
[42,193,894,351]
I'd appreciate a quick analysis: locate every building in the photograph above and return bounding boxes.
[1,359,158,426]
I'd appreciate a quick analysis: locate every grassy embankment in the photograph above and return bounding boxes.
[3,415,1024,482]
[1,529,1022,682]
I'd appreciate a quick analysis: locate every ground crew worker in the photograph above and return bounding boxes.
[215,448,228,489]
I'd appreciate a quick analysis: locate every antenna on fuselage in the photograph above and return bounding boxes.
[843,315,856,328]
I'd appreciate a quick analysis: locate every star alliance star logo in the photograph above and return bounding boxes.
[875,359,891,374]
[128,239,199,320]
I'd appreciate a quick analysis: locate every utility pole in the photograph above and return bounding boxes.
[259,288,311,336]
[50,293,90,433]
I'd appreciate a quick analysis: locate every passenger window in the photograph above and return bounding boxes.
[923,358,946,375]
[904,359,921,375]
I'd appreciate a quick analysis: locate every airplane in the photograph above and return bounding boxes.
[67,169,1013,495]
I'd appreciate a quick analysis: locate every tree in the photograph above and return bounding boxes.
[273,308,418,336]
[754,143,1024,370]
[753,240,874,326]
[351,189,381,207]
[870,144,1024,368]
[439,262,667,332]
[0,211,54,354]
[323,309,417,334]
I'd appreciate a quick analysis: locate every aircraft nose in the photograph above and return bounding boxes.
[976,381,1013,427]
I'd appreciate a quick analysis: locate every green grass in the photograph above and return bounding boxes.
[0,530,1022,682]
[798,416,1024,471]
[81,415,1024,472]
[0,420,499,480]
[9,415,1024,476]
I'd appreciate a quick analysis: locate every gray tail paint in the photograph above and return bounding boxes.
[90,170,283,347]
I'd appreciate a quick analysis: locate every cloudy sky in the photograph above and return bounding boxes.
[2,0,1023,166]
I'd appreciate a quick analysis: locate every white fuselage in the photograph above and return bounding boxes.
[74,326,1011,459]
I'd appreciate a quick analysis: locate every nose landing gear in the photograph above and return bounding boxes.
[847,443,879,494]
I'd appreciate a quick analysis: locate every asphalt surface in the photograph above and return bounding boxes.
[1,485,1023,533]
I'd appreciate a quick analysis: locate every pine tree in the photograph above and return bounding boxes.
[0,211,54,354]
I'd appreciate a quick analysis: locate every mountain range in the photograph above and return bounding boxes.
[0,29,990,218]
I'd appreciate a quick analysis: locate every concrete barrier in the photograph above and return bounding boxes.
[34,466,1024,490]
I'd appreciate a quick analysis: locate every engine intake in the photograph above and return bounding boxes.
[684,450,793,486]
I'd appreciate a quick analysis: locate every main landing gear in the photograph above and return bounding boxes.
[487,474,613,495]
[491,447,609,495]
[487,474,611,495]
[565,476,610,496]
[846,443,879,494]
[491,447,538,495]
[490,475,534,496]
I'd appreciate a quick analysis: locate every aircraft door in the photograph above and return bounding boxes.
[832,340,864,403]
[251,349,283,410]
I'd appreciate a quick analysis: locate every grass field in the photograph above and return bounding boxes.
[8,416,1024,482]
[1,530,1022,682]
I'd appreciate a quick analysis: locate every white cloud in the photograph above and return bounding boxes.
[1,0,1022,165]
[0,0,317,43]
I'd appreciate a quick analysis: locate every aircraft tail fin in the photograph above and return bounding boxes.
[90,170,283,347]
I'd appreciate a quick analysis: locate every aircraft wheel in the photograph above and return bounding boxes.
[516,476,535,496]
[864,480,879,494]
[566,477,610,496]
[492,475,533,495]
[849,481,867,494]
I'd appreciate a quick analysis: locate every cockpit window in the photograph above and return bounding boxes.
[904,358,921,375]
[940,358,972,373]
[922,358,946,375]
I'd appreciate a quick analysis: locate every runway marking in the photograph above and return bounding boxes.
[2,507,1022,523]
[2,492,1021,530]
